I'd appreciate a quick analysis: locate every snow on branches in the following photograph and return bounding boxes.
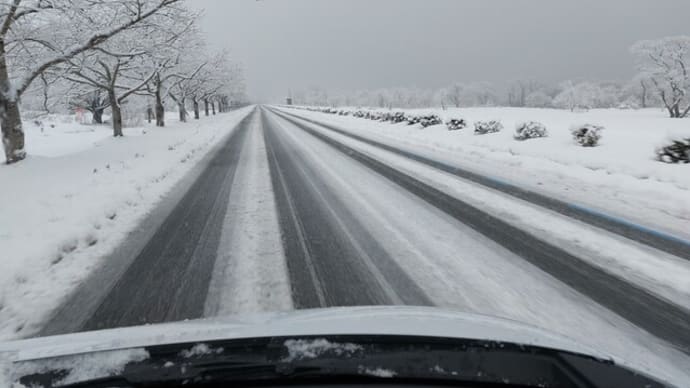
[445,118,467,131]
[656,138,690,164]
[474,120,503,135]
[0,0,247,163]
[514,121,548,141]
[631,36,690,118]
[570,124,604,147]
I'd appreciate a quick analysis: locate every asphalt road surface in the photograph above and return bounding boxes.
[42,106,690,360]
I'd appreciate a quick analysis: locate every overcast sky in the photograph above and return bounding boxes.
[189,0,690,102]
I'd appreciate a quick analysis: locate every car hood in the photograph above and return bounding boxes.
[0,306,607,362]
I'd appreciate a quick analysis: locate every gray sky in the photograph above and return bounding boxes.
[190,0,690,102]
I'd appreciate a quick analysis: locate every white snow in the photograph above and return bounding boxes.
[278,106,690,240]
[282,338,362,362]
[358,366,397,378]
[2,348,149,387]
[266,112,690,386]
[272,111,690,308]
[0,106,255,341]
[204,113,294,316]
[179,343,223,358]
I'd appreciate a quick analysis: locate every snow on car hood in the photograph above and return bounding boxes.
[0,306,607,363]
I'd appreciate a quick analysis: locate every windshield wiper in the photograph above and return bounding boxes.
[18,335,671,388]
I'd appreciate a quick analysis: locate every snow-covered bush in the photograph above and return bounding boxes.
[445,118,467,131]
[419,115,443,128]
[570,124,604,147]
[365,111,383,120]
[353,110,366,118]
[406,115,421,125]
[514,121,548,140]
[369,111,383,121]
[474,120,503,135]
[656,138,690,164]
[390,112,406,123]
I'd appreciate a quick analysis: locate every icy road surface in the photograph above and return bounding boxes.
[36,107,690,385]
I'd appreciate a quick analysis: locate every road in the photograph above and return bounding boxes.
[41,106,690,378]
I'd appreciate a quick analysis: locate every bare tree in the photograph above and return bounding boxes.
[65,51,158,136]
[631,36,690,118]
[70,89,110,124]
[167,60,206,123]
[507,80,540,107]
[0,0,183,163]
[443,83,464,108]
[138,8,199,127]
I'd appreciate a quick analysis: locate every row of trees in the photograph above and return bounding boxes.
[291,36,690,118]
[1,0,247,164]
[291,79,655,113]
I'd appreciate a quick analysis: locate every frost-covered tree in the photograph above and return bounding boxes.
[167,60,205,123]
[464,82,497,106]
[0,0,183,163]
[70,89,109,124]
[621,75,658,109]
[631,36,690,118]
[507,80,540,107]
[140,9,199,126]
[525,90,553,108]
[187,51,241,119]
[553,81,610,111]
[442,83,464,108]
[66,52,158,136]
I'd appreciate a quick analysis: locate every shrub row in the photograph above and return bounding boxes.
[295,106,448,129]
[288,106,690,163]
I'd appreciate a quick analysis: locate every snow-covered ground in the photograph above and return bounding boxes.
[265,112,690,385]
[277,106,690,241]
[273,110,690,309]
[0,106,254,340]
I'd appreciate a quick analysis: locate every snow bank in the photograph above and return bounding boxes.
[278,106,690,239]
[0,106,255,340]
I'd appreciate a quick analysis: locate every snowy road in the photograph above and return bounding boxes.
[39,107,690,383]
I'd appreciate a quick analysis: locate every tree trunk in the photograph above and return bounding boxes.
[92,108,104,124]
[204,99,209,116]
[0,42,26,164]
[154,76,165,127]
[193,99,200,120]
[640,81,647,109]
[1,99,25,163]
[666,105,675,118]
[109,90,123,137]
[211,101,216,115]
[680,105,690,119]
[147,106,153,124]
[155,94,165,127]
[178,100,187,123]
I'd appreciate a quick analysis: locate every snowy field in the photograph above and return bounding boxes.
[0,106,254,340]
[279,106,690,240]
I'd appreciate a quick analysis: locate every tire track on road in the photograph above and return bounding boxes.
[76,111,254,331]
[275,108,690,262]
[269,107,690,354]
[262,108,431,308]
